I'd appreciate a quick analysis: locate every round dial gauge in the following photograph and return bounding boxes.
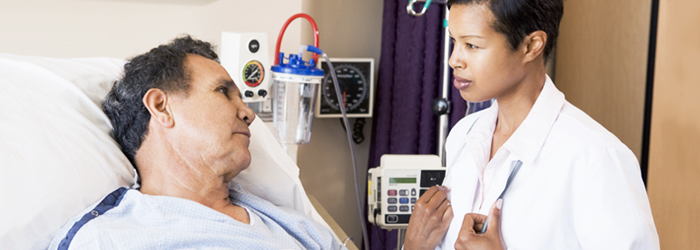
[322,64,369,112]
[242,60,265,87]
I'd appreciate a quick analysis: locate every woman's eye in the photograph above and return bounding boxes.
[467,43,478,49]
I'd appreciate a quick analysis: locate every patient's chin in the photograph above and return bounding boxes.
[227,152,251,176]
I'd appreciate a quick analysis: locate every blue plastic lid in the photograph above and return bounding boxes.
[271,53,324,76]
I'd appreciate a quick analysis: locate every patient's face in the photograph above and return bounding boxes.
[167,54,256,181]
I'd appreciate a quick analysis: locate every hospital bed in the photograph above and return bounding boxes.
[0,53,357,250]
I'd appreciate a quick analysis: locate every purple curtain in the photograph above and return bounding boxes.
[366,0,469,249]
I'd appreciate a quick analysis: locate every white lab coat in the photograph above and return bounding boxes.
[439,76,659,250]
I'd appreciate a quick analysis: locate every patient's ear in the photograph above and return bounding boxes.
[143,88,174,128]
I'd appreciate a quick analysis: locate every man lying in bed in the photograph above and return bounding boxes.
[49,36,344,250]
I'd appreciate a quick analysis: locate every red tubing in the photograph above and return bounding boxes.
[274,13,320,65]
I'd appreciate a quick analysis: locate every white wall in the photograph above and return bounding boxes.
[0,0,302,61]
[298,0,384,247]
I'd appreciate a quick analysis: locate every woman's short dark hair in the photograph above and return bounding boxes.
[102,35,219,170]
[447,0,564,61]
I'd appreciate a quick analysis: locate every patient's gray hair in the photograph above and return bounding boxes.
[102,35,218,172]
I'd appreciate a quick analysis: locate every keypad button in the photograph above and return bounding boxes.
[410,198,417,204]
[388,198,397,204]
[411,205,414,212]
[399,189,408,196]
[388,205,398,212]
[411,188,417,196]
[399,205,410,212]
[388,189,397,196]
[399,197,409,204]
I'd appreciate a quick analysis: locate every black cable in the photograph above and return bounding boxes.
[641,0,659,187]
[373,208,385,249]
[339,118,346,130]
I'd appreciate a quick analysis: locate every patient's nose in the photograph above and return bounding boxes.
[239,104,255,126]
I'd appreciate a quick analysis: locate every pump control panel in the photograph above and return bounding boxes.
[367,154,445,230]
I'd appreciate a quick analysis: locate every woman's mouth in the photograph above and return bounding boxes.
[453,76,472,90]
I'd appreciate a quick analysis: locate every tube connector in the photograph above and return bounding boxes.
[298,45,324,58]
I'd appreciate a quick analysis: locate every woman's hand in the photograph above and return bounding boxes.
[404,185,454,250]
[454,199,505,250]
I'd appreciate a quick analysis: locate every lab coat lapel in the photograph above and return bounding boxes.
[504,75,564,166]
[479,75,564,214]
[447,149,480,217]
[447,109,496,220]
[479,158,521,214]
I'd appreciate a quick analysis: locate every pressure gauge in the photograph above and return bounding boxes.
[242,60,265,87]
[316,58,375,118]
[323,64,367,111]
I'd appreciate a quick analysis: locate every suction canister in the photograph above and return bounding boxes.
[271,52,323,144]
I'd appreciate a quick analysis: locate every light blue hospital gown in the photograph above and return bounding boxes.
[49,184,345,250]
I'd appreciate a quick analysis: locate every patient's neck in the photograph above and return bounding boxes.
[134,130,236,213]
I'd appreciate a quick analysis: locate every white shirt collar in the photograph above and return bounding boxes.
[464,75,565,165]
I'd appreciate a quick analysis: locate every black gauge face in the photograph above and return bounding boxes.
[242,60,264,87]
[321,64,369,113]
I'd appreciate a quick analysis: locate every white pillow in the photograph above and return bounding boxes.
[0,53,334,249]
[0,54,135,249]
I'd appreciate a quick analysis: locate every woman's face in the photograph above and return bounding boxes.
[448,4,528,102]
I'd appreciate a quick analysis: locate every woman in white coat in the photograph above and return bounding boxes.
[403,0,660,249]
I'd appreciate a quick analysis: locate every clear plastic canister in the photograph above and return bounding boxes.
[271,54,324,144]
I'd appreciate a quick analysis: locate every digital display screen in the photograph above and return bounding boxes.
[389,177,417,184]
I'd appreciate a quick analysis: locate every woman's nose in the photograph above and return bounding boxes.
[448,48,465,70]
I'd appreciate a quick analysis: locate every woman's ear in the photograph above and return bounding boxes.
[142,88,174,128]
[522,30,547,63]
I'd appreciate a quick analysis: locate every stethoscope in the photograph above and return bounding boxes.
[444,117,523,234]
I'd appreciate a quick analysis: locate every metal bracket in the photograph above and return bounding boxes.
[407,0,432,17]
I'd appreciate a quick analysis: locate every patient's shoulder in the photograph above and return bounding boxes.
[48,187,131,249]
[228,183,284,212]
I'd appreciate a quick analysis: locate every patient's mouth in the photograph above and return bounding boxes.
[233,131,251,138]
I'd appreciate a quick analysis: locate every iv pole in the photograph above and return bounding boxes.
[407,0,451,165]
[398,1,451,249]
[437,5,451,165]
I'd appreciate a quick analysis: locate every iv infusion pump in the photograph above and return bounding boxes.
[367,154,446,230]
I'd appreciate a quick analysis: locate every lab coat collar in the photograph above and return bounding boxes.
[463,100,499,175]
[501,75,564,165]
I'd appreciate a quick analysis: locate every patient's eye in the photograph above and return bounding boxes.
[216,86,230,99]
